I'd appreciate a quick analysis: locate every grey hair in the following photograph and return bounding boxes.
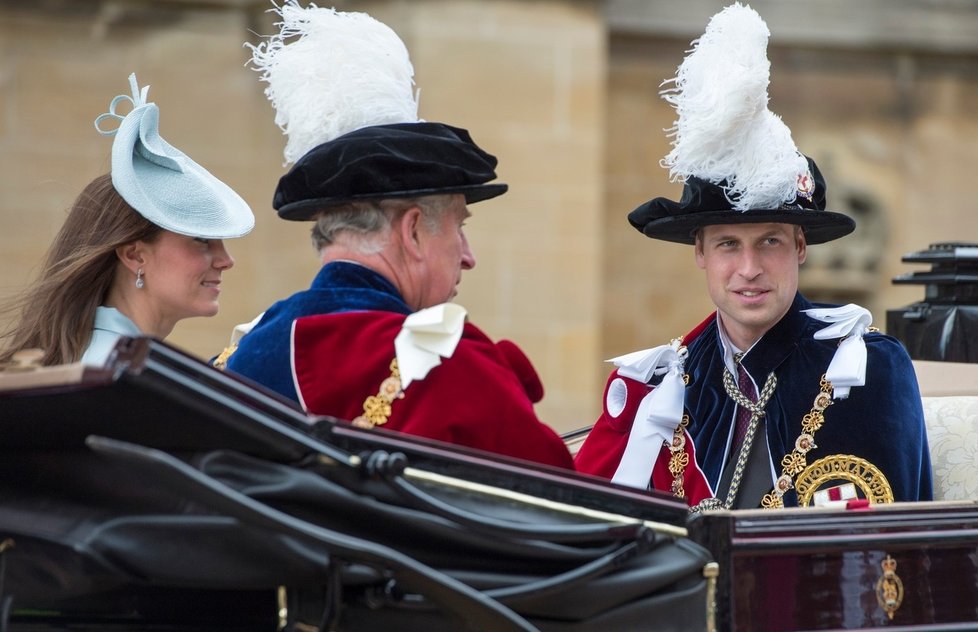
[311,194,456,254]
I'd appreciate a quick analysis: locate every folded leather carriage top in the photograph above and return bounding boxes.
[0,338,715,632]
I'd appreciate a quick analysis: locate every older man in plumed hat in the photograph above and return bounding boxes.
[221,5,572,470]
[575,3,932,509]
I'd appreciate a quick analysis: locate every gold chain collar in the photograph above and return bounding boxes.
[760,375,834,508]
[352,358,404,428]
[677,361,834,512]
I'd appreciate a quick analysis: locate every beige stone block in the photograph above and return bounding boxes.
[0,148,102,233]
[464,187,600,318]
[565,36,608,134]
[535,325,603,433]
[400,1,605,138]
[9,56,114,156]
[512,141,601,191]
[416,37,563,133]
[0,66,8,145]
[5,6,254,159]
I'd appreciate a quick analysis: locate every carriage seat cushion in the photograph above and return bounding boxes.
[921,395,978,502]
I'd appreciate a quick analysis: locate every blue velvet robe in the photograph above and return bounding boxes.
[685,293,933,506]
[226,262,411,402]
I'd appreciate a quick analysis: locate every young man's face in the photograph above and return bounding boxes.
[695,222,806,349]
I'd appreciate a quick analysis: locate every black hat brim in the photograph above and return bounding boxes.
[633,203,855,245]
[273,122,508,222]
[277,183,508,221]
[628,158,855,245]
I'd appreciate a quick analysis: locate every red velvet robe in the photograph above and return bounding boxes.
[574,314,716,505]
[291,311,574,470]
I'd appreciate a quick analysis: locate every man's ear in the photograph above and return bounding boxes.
[694,233,707,270]
[115,241,146,274]
[398,205,425,261]
[796,227,808,265]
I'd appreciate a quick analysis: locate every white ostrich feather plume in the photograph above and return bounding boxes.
[660,3,808,211]
[249,2,420,165]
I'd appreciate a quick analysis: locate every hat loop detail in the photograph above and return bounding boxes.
[94,74,150,136]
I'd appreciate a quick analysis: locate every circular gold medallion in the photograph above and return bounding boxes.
[795,454,894,507]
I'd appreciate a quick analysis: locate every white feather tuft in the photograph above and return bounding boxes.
[660,2,808,211]
[248,2,420,165]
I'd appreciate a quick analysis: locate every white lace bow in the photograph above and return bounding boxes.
[804,304,873,399]
[609,339,687,489]
[394,303,467,389]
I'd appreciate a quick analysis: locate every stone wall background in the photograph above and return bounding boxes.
[2,0,977,433]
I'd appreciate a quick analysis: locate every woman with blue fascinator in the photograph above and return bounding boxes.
[0,74,254,366]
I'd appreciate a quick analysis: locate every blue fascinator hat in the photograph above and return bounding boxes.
[95,73,255,239]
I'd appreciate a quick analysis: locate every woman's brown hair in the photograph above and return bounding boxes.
[0,174,161,365]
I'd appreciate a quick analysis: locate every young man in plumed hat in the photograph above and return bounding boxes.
[575,3,932,509]
[221,5,572,470]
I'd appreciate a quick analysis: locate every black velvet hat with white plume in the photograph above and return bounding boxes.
[249,4,506,221]
[628,3,854,245]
